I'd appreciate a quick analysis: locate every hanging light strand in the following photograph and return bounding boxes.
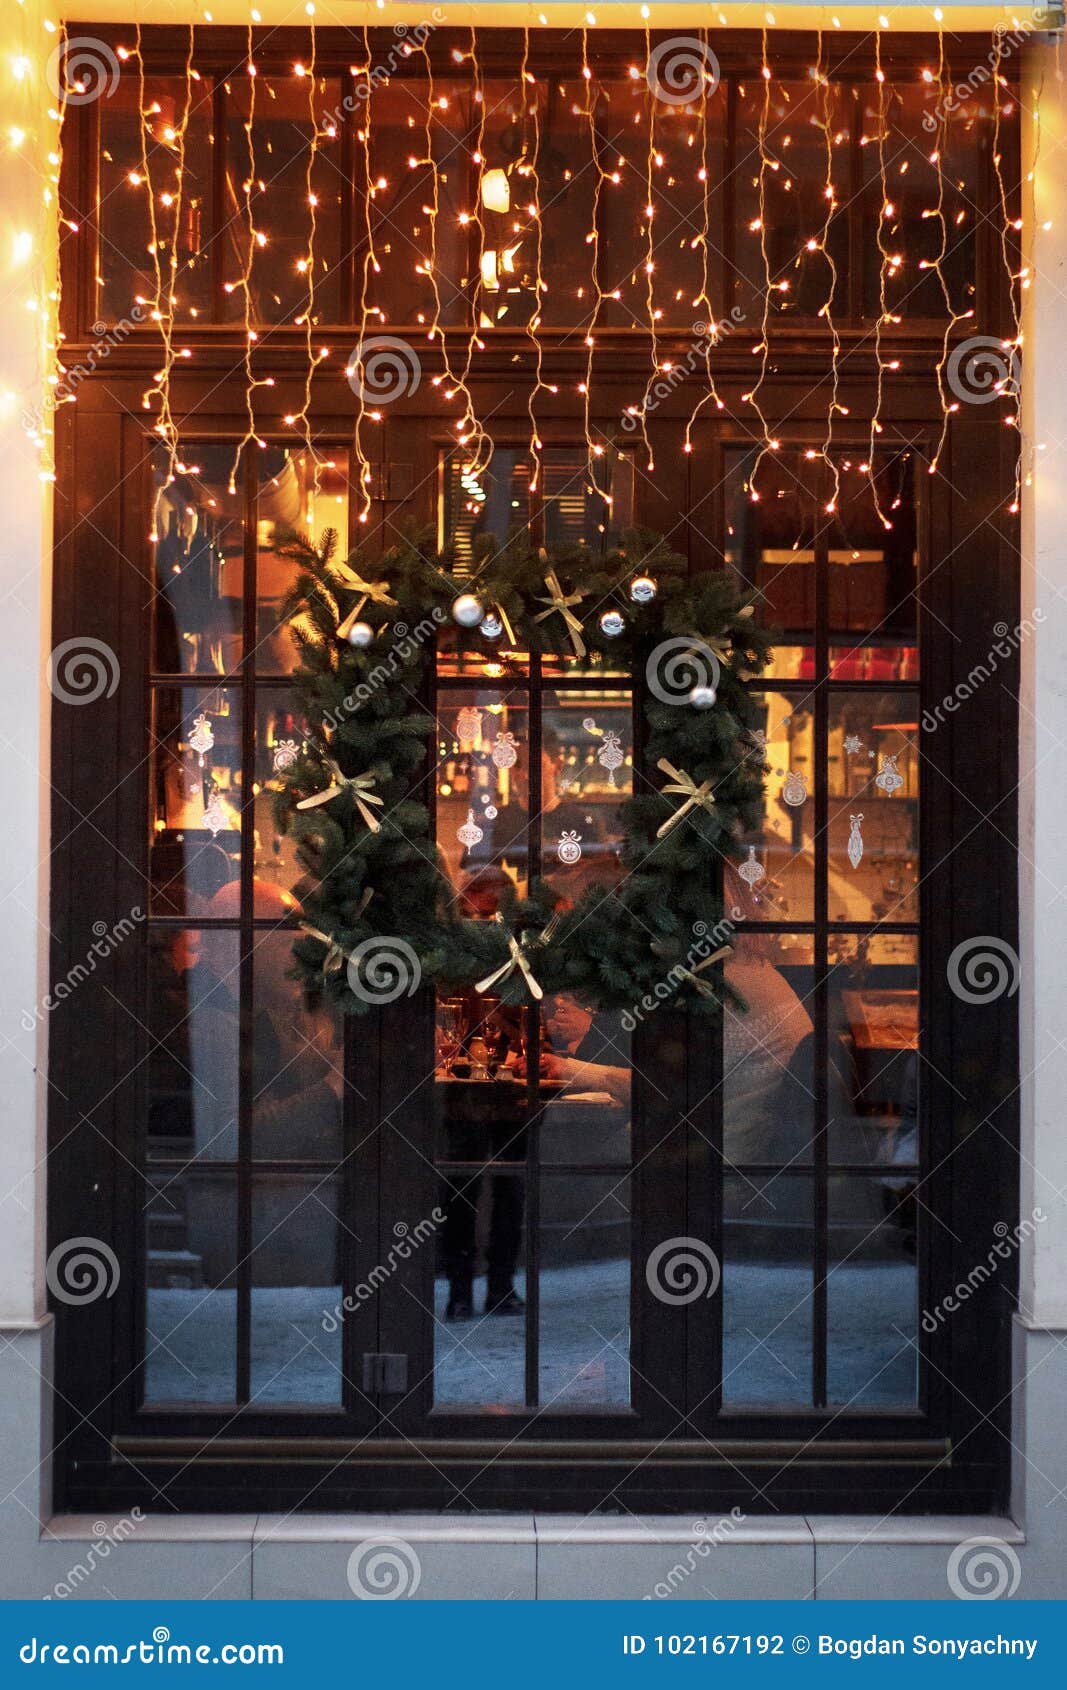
[868,32,893,531]
[746,29,778,498]
[637,24,658,474]
[522,31,547,495]
[136,21,185,493]
[992,30,1023,513]
[292,14,325,500]
[814,33,843,514]
[581,28,609,498]
[230,29,274,495]
[684,27,726,458]
[457,28,491,479]
[928,30,970,480]
[352,29,379,522]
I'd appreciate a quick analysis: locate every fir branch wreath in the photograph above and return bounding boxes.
[273,525,773,1014]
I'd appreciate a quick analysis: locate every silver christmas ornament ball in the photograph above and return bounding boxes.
[688,683,718,710]
[452,592,485,628]
[599,608,626,639]
[479,613,503,640]
[346,620,375,649]
[630,574,657,604]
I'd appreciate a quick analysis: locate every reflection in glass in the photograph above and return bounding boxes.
[144,1174,237,1404]
[256,450,350,673]
[722,1174,813,1406]
[250,1176,342,1404]
[724,447,819,647]
[539,996,632,1162]
[736,693,814,922]
[438,445,634,561]
[827,933,919,1169]
[147,927,240,1163]
[826,1177,917,1407]
[437,688,530,907]
[365,78,467,330]
[254,695,311,897]
[252,933,343,1161]
[827,449,918,664]
[433,1167,527,1407]
[540,1175,630,1407]
[722,930,814,1169]
[152,450,244,675]
[541,691,631,903]
[149,687,242,917]
[828,691,919,923]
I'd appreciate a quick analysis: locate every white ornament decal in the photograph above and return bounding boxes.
[457,808,484,848]
[455,706,482,744]
[781,770,808,807]
[738,845,766,889]
[847,813,864,869]
[202,790,228,837]
[491,731,519,770]
[557,830,583,865]
[843,733,864,756]
[189,713,214,766]
[598,729,625,786]
[272,738,299,773]
[875,752,904,795]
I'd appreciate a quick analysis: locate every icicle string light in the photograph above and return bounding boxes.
[928,30,970,481]
[746,29,778,498]
[868,32,893,532]
[230,29,274,496]
[456,27,491,480]
[292,14,325,502]
[137,21,189,502]
[684,27,725,458]
[522,30,547,495]
[814,34,843,515]
[581,27,609,500]
[352,28,378,522]
[992,29,1024,513]
[637,24,658,475]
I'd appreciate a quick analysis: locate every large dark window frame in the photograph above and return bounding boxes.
[48,26,1020,1516]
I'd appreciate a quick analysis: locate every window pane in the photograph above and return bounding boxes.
[149,686,241,917]
[250,1175,342,1405]
[365,76,468,331]
[828,932,919,1170]
[541,689,631,903]
[735,691,814,923]
[434,1168,527,1407]
[828,448,919,670]
[437,686,531,907]
[440,445,533,559]
[152,448,244,676]
[256,448,350,674]
[147,927,240,1163]
[723,932,814,1169]
[252,932,343,1161]
[722,1173,812,1406]
[542,448,634,551]
[223,73,342,324]
[540,1174,630,1407]
[828,690,919,923]
[826,1176,917,1407]
[98,75,214,324]
[254,694,311,898]
[540,996,632,1165]
[144,1173,237,1404]
[724,446,819,656]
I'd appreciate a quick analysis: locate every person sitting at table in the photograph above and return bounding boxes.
[540,994,631,1107]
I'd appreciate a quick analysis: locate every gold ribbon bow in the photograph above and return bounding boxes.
[333,567,397,640]
[492,600,517,648]
[655,758,717,839]
[296,762,384,832]
[676,943,733,998]
[475,913,546,1001]
[534,567,586,659]
[298,922,348,977]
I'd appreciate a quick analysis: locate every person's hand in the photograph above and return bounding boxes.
[541,1051,569,1083]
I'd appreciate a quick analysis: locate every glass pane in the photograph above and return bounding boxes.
[828,691,919,923]
[828,933,919,1169]
[735,80,850,320]
[433,992,528,1163]
[439,445,533,560]
[541,690,631,903]
[723,446,819,657]
[722,1174,812,1406]
[434,1171,526,1406]
[436,687,531,907]
[826,1177,917,1407]
[735,691,814,922]
[828,449,919,670]
[149,686,241,917]
[147,927,240,1162]
[256,449,350,673]
[152,448,244,676]
[542,448,634,552]
[254,693,312,897]
[252,932,343,1161]
[98,75,214,324]
[539,996,632,1164]
[223,73,342,324]
[722,933,814,1169]
[540,1174,630,1407]
[250,1176,342,1405]
[144,1173,237,1403]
